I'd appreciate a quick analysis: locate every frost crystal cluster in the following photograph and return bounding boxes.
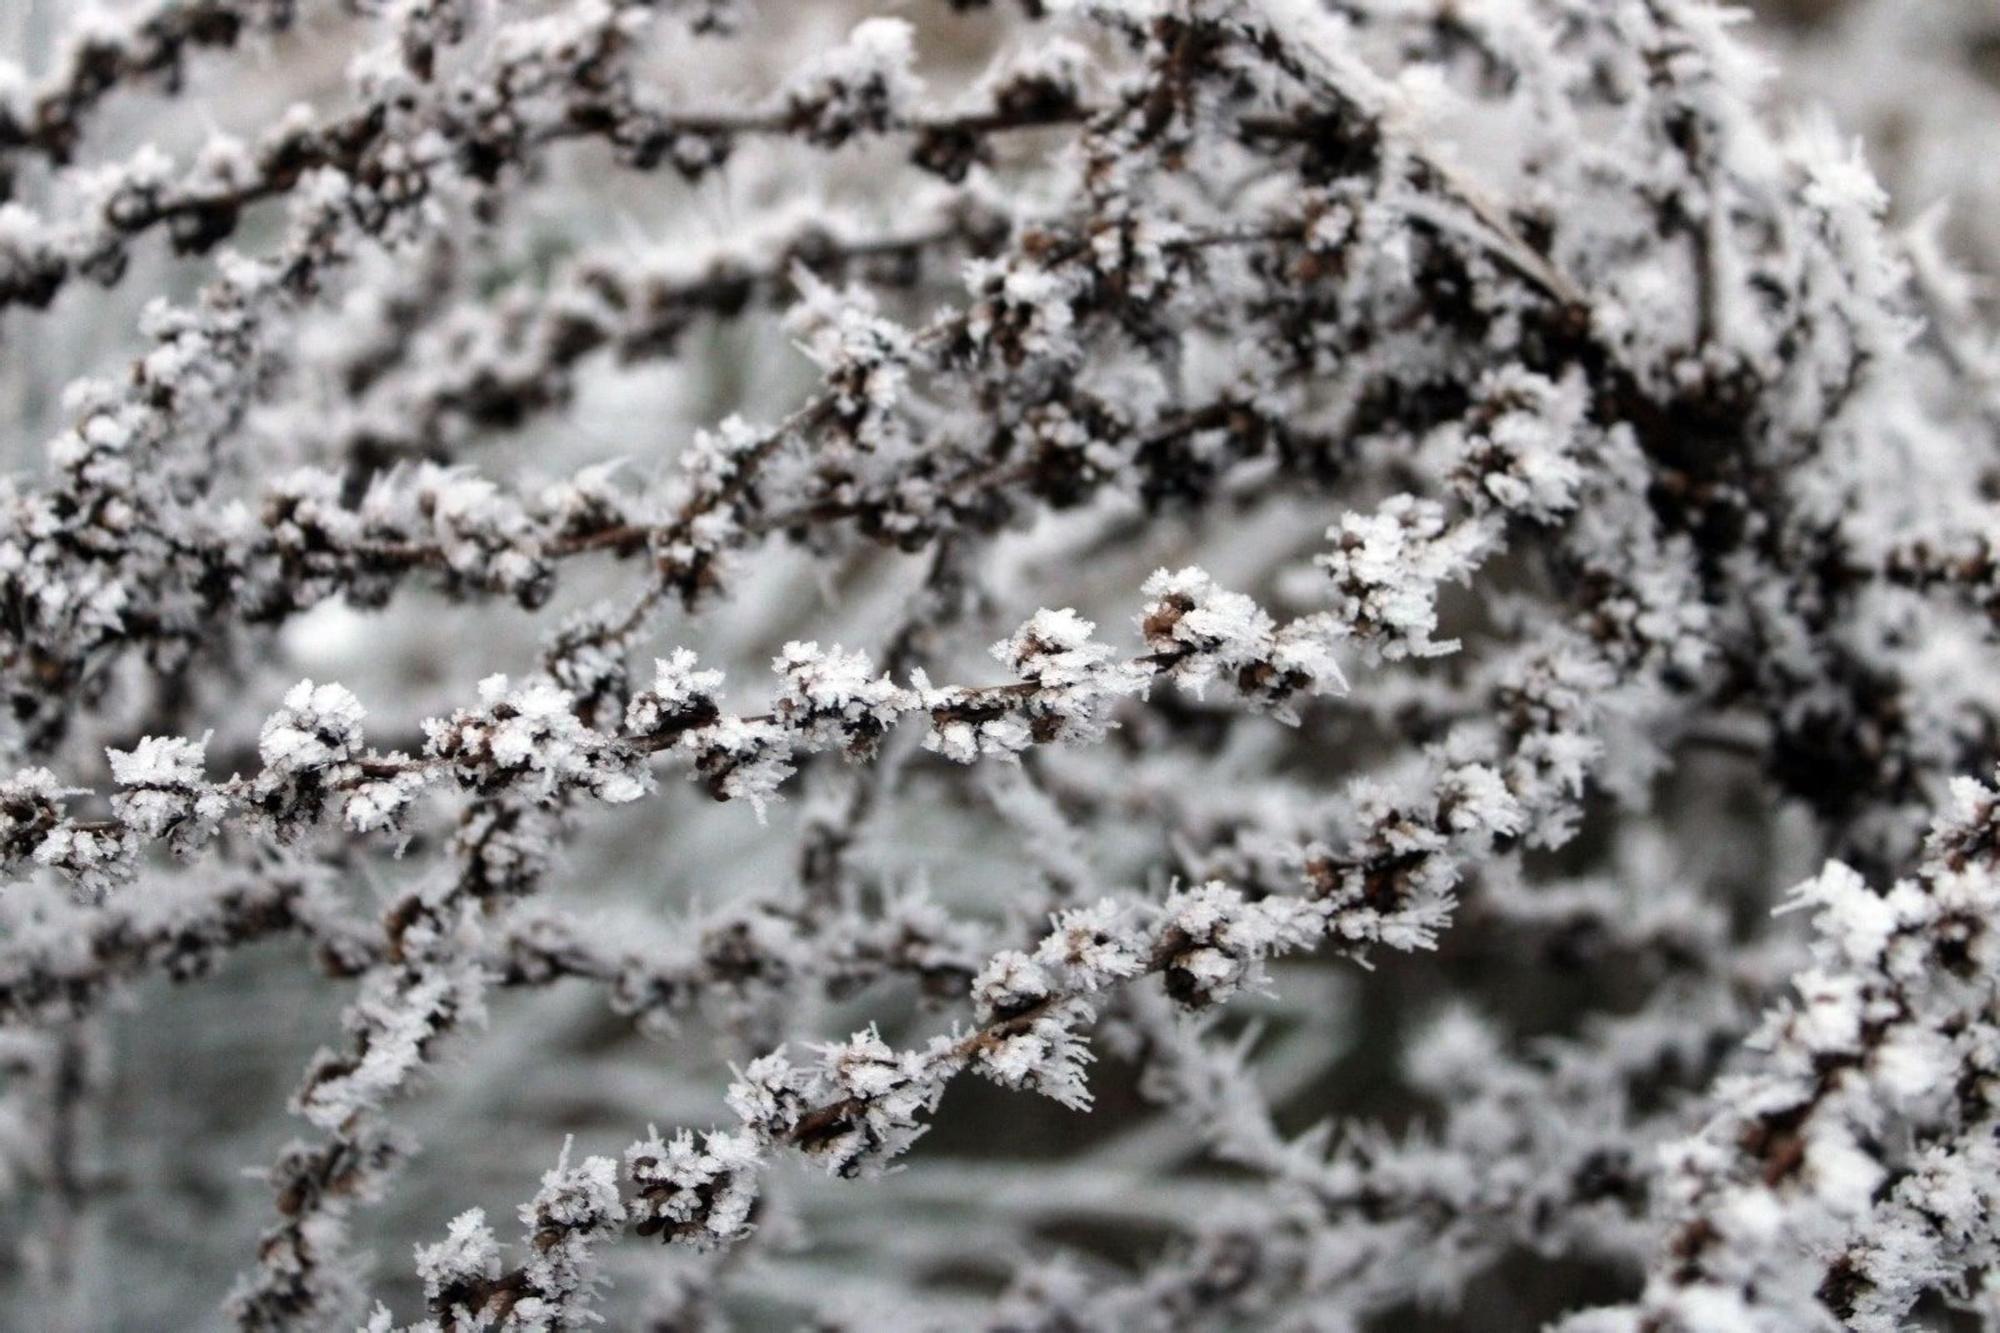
[0,0,1996,1328]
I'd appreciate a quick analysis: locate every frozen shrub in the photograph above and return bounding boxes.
[0,0,1996,1329]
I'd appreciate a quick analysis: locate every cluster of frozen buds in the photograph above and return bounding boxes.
[0,555,1366,907]
[1572,775,2000,1333]
[379,1141,626,1332]
[623,572,1354,814]
[618,883,1336,1245]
